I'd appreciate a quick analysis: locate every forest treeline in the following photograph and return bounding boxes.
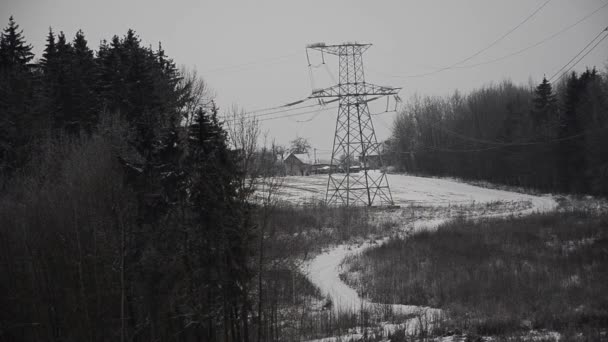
[389,69,608,195]
[0,16,261,341]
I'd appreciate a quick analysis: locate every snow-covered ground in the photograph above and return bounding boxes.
[273,172,558,341]
[272,172,555,211]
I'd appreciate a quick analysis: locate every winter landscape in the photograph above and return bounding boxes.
[1,1,608,341]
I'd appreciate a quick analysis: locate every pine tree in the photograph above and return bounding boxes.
[50,31,75,130]
[184,106,251,340]
[573,67,607,194]
[528,77,559,189]
[0,16,36,174]
[532,77,557,131]
[40,27,57,70]
[70,30,98,132]
[39,27,60,129]
[500,92,530,185]
[557,69,598,193]
[0,16,34,67]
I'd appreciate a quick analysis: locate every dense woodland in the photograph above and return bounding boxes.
[0,16,262,341]
[390,69,608,195]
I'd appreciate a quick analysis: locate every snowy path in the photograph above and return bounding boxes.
[303,219,446,317]
[280,173,557,339]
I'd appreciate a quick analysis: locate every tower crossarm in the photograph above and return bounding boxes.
[309,83,400,98]
[307,42,371,56]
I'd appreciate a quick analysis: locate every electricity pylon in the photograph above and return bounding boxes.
[307,42,400,206]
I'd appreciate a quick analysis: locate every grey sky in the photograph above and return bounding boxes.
[2,0,607,154]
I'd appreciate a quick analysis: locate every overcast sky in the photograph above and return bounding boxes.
[2,0,607,153]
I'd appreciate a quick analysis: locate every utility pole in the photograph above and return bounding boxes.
[307,42,400,206]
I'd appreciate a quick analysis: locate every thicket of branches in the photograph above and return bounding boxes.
[389,70,608,195]
[0,16,259,342]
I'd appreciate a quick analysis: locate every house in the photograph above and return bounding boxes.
[284,153,313,176]
[284,153,339,176]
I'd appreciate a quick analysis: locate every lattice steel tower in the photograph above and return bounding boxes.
[307,42,400,206]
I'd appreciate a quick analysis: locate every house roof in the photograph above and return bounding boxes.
[287,153,334,165]
[290,153,314,164]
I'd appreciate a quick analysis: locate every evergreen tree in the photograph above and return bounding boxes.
[0,16,36,174]
[529,77,559,189]
[557,69,598,193]
[531,77,557,131]
[500,93,529,185]
[39,28,61,129]
[51,31,75,130]
[96,30,184,156]
[70,29,97,132]
[184,106,251,340]
[0,16,34,67]
[0,22,256,340]
[40,27,56,69]
[575,67,608,194]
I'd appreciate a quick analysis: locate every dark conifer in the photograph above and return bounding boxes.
[185,106,251,338]
[556,69,599,193]
[0,16,36,173]
[0,16,34,67]
[531,77,557,129]
[71,29,97,132]
[40,27,56,70]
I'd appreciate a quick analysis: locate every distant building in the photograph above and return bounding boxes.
[284,153,337,176]
[284,153,313,176]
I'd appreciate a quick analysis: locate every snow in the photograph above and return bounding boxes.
[292,173,557,313]
[280,172,558,341]
[270,172,556,212]
[302,234,440,317]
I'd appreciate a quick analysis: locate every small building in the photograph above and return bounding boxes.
[284,153,313,176]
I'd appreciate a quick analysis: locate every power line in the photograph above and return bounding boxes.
[221,105,338,124]
[257,106,338,122]
[295,106,324,122]
[552,32,608,83]
[220,103,322,122]
[384,0,552,79]
[394,126,608,154]
[451,1,608,70]
[548,26,608,82]
[371,110,398,116]
[223,96,341,122]
[239,97,312,115]
[428,122,510,146]
[245,102,318,117]
[223,94,376,123]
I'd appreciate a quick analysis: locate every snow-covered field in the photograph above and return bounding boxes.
[272,172,555,211]
[272,172,558,341]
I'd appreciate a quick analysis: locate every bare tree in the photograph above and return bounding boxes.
[289,137,311,154]
[225,105,262,196]
[178,65,215,126]
[224,107,288,341]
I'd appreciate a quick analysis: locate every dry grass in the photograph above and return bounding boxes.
[259,200,555,341]
[340,211,608,338]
